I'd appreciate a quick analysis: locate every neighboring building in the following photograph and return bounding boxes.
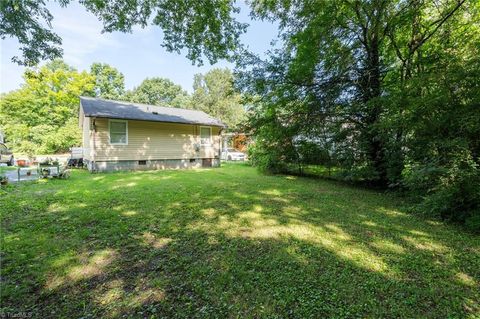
[79,97,225,172]
[222,132,251,153]
[232,133,250,152]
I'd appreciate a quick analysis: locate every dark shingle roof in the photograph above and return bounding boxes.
[80,97,225,127]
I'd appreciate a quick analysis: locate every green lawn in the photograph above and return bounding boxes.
[1,163,479,318]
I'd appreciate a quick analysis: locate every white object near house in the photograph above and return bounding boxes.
[70,147,84,159]
[221,148,246,161]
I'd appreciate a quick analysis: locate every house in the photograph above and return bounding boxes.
[79,97,225,172]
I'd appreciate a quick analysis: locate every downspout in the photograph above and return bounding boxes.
[219,126,224,164]
[194,125,200,160]
[92,117,97,172]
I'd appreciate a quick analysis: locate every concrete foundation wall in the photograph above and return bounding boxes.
[85,158,220,172]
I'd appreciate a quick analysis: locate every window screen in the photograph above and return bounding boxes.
[110,121,127,144]
[200,127,211,145]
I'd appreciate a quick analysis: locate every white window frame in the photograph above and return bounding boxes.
[109,119,128,145]
[200,126,212,146]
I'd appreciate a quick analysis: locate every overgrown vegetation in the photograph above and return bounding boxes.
[1,0,478,229]
[1,164,479,318]
[238,1,480,230]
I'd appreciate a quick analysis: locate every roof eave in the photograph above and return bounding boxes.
[83,113,225,128]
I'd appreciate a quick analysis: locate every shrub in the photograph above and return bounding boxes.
[407,157,480,232]
[247,142,289,174]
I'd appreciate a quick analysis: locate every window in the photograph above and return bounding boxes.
[109,120,128,145]
[200,126,212,145]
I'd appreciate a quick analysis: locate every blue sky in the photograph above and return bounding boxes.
[0,1,278,94]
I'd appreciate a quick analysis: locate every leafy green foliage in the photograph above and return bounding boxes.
[89,63,125,99]
[245,99,301,173]
[239,0,480,228]
[1,0,247,66]
[123,77,191,108]
[409,160,480,232]
[0,62,249,155]
[0,60,94,154]
[192,68,245,129]
[0,0,64,66]
[1,164,479,317]
[1,0,478,230]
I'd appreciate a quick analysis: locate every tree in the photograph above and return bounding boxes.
[0,60,94,153]
[237,0,480,229]
[1,0,479,230]
[0,0,63,66]
[0,0,247,66]
[89,63,125,100]
[124,77,191,108]
[239,0,475,180]
[192,68,245,129]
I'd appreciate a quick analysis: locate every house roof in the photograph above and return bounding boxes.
[80,96,225,127]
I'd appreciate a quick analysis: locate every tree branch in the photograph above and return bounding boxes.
[410,0,466,55]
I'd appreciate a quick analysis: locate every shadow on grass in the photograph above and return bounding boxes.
[1,165,479,318]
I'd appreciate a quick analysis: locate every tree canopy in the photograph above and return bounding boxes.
[192,68,245,129]
[0,62,248,154]
[90,62,126,100]
[237,0,480,230]
[0,0,246,66]
[1,0,479,230]
[123,77,191,108]
[0,60,94,154]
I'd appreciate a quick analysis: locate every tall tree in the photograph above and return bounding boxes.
[89,63,125,100]
[237,0,480,229]
[192,68,245,129]
[239,0,474,184]
[0,60,94,154]
[0,0,246,66]
[124,77,191,108]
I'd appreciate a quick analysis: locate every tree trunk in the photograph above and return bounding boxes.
[361,34,388,185]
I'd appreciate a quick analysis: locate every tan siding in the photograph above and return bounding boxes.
[92,118,221,161]
[82,115,91,160]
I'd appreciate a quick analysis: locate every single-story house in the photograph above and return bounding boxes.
[79,96,225,172]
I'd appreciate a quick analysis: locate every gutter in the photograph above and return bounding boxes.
[91,117,97,172]
[83,114,225,128]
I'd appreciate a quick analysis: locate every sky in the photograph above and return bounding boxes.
[0,1,279,94]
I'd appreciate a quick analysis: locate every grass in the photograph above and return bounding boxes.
[1,163,479,318]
